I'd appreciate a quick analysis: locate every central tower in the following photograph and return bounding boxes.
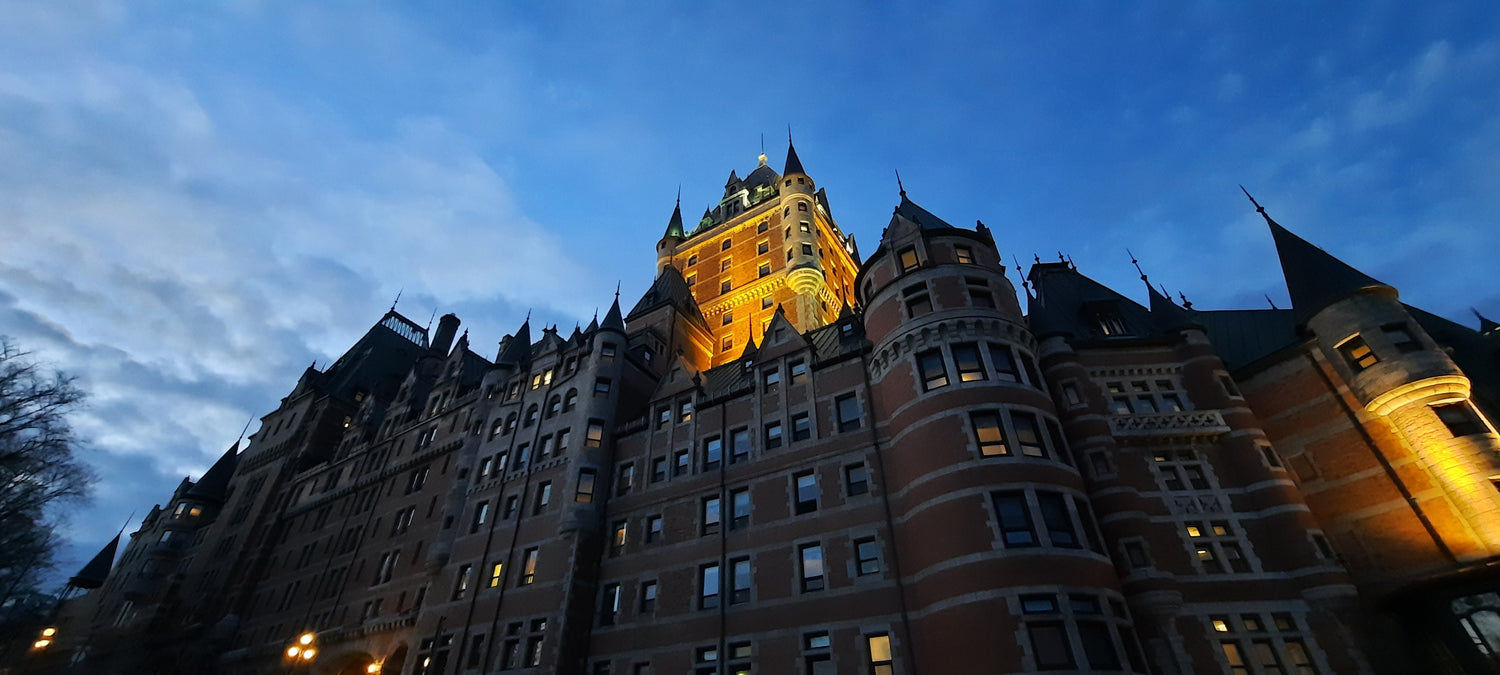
[655,140,860,366]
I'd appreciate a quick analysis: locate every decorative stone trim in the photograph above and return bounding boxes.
[1364,374,1471,416]
[869,316,1034,380]
[1111,410,1230,444]
[1088,365,1183,378]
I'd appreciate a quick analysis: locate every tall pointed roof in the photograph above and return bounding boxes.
[627,265,709,329]
[496,317,533,367]
[185,441,239,502]
[663,197,686,239]
[68,532,121,590]
[783,138,806,176]
[1245,189,1394,326]
[1147,283,1202,333]
[601,295,626,332]
[891,191,956,231]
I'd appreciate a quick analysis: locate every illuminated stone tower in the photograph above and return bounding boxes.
[654,140,860,366]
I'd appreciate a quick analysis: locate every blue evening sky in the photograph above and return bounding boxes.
[3,1,1498,581]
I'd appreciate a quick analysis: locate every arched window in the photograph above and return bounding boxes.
[548,395,562,418]
[564,389,579,412]
[504,413,518,433]
[524,405,539,427]
[721,239,732,251]
[798,202,808,212]
[489,419,504,440]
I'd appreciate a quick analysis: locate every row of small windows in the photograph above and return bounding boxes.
[633,402,862,490]
[610,464,872,554]
[992,489,1105,554]
[1210,611,1320,674]
[1016,592,1147,672]
[1105,378,1187,415]
[969,408,1072,464]
[916,342,1043,392]
[484,344,618,403]
[898,277,997,319]
[487,390,581,439]
[591,633,890,675]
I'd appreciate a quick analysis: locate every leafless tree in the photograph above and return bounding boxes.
[0,337,94,611]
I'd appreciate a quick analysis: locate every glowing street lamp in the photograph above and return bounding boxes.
[367,662,383,673]
[284,631,319,665]
[31,626,58,650]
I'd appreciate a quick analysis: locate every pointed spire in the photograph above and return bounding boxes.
[896,170,906,198]
[1474,308,1500,335]
[1245,188,1393,326]
[1178,291,1194,310]
[390,287,402,312]
[601,291,626,332]
[496,315,533,367]
[186,441,240,502]
[726,169,740,185]
[664,191,685,239]
[739,332,760,360]
[68,532,122,590]
[783,132,806,176]
[586,309,599,333]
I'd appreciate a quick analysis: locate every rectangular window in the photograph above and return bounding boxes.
[899,247,919,272]
[1337,335,1379,371]
[679,399,693,423]
[868,634,894,675]
[646,515,663,543]
[489,561,504,587]
[731,488,751,529]
[1037,492,1080,548]
[617,463,635,496]
[758,262,771,277]
[846,464,869,496]
[1078,621,1122,670]
[792,412,812,441]
[534,481,552,514]
[471,501,490,533]
[722,258,732,272]
[600,583,620,625]
[586,421,604,448]
[1045,419,1071,465]
[955,245,974,264]
[526,636,543,666]
[840,393,864,429]
[610,521,627,557]
[731,557,752,604]
[640,580,657,613]
[904,283,933,317]
[703,436,723,471]
[952,342,986,382]
[972,411,1009,456]
[731,428,751,464]
[650,457,667,483]
[1383,322,1423,352]
[789,359,808,384]
[1436,402,1488,437]
[520,548,538,585]
[702,496,721,535]
[1012,412,1046,458]
[765,421,784,450]
[700,563,720,609]
[721,280,732,294]
[1030,621,1075,670]
[855,538,880,575]
[657,406,670,429]
[453,564,472,600]
[967,278,996,308]
[989,344,1020,382]
[763,367,781,395]
[674,449,690,476]
[758,240,769,253]
[795,472,819,514]
[575,470,597,503]
[917,349,949,390]
[799,543,824,592]
[994,491,1038,547]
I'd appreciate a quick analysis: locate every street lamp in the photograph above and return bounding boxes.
[31,626,58,650]
[284,631,319,667]
[367,662,383,673]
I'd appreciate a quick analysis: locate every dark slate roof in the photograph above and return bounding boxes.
[1148,284,1203,332]
[496,319,533,367]
[1027,262,1154,340]
[1407,305,1500,417]
[745,162,779,189]
[663,200,686,239]
[783,140,806,176]
[892,193,956,231]
[1195,308,1299,371]
[626,266,709,329]
[601,296,625,332]
[185,442,239,502]
[1476,309,1500,335]
[1265,216,1391,327]
[68,533,120,590]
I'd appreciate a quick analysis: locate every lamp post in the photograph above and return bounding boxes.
[283,631,318,672]
[30,626,58,651]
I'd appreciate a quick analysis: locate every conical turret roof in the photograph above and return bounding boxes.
[1249,192,1393,326]
[784,139,806,176]
[664,198,686,239]
[68,532,121,590]
[601,295,626,332]
[185,441,239,502]
[496,317,533,367]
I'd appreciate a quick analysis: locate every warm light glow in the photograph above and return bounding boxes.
[287,646,301,658]
[1186,526,1202,538]
[33,639,51,649]
[1213,620,1230,632]
[41,627,57,637]
[367,663,384,673]
[301,648,317,660]
[299,632,315,645]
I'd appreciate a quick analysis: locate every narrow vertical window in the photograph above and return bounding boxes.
[845,464,869,496]
[699,563,720,609]
[794,472,819,514]
[836,393,862,432]
[1337,335,1378,371]
[520,548,538,585]
[855,538,881,576]
[868,634,894,675]
[989,344,1020,382]
[994,491,1038,547]
[702,496,721,535]
[1012,411,1047,457]
[791,412,812,441]
[585,420,604,447]
[952,342,986,382]
[799,543,824,592]
[575,469,597,503]
[1037,492,1080,548]
[610,521,627,557]
[917,349,948,390]
[731,427,751,464]
[765,421,784,450]
[731,558,752,604]
[703,436,723,471]
[972,411,1008,456]
[600,584,620,625]
[731,488,751,529]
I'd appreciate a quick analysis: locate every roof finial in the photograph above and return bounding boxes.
[1128,248,1147,281]
[676,184,681,206]
[1266,295,1279,310]
[1034,253,1041,264]
[787,124,793,144]
[895,170,906,198]
[614,281,621,302]
[1058,251,1066,263]
[119,510,136,536]
[524,309,531,323]
[426,307,437,331]
[761,133,765,156]
[1066,254,1076,270]
[390,287,402,312]
[1159,282,1171,297]
[1178,291,1194,310]
[237,416,253,445]
[1240,184,1266,214]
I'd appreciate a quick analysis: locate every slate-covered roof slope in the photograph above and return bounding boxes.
[1407,305,1500,415]
[783,140,806,176]
[1148,284,1203,333]
[745,162,779,189]
[697,319,868,403]
[1260,212,1393,327]
[891,192,956,231]
[626,266,709,330]
[185,442,240,502]
[69,533,121,590]
[496,318,533,367]
[1027,262,1155,341]
[1195,308,1299,372]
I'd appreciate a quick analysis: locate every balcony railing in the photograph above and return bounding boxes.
[1111,410,1230,443]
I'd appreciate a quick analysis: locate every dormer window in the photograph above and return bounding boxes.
[899,247,920,273]
[1096,310,1128,337]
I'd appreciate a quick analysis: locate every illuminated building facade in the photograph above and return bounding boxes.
[38,142,1500,675]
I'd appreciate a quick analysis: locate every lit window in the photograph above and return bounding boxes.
[953,343,986,382]
[520,548,538,585]
[610,521,627,557]
[955,245,974,264]
[1337,335,1378,371]
[585,421,604,448]
[972,411,1008,456]
[699,563,720,609]
[679,399,693,423]
[575,469,597,503]
[868,634,894,675]
[899,247,919,272]
[489,562,504,587]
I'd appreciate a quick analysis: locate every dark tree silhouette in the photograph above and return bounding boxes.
[0,337,94,612]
